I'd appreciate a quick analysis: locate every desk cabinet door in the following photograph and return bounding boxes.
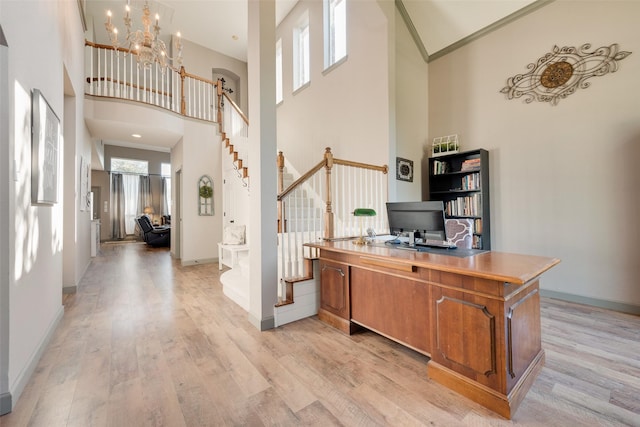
[431,286,504,392]
[320,260,350,320]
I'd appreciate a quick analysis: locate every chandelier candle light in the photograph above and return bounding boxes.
[105,0,183,70]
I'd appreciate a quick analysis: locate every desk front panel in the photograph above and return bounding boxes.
[350,266,432,355]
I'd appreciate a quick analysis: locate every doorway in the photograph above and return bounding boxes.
[91,186,101,221]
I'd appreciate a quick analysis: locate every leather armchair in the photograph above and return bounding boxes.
[136,216,170,247]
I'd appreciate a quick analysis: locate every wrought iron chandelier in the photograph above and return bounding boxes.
[105,0,183,69]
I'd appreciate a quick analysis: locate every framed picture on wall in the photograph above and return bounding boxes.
[396,157,413,182]
[80,156,91,211]
[31,89,60,205]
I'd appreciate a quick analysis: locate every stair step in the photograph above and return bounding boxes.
[274,258,315,307]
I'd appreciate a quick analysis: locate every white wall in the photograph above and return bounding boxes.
[0,0,86,409]
[62,83,93,293]
[181,39,248,114]
[179,119,222,265]
[0,20,11,414]
[276,0,391,175]
[395,8,428,202]
[428,1,640,309]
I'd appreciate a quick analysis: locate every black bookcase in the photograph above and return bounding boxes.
[428,149,490,250]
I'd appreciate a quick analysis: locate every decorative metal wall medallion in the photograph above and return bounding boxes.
[500,43,631,105]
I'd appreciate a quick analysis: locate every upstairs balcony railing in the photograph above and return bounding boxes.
[85,40,217,122]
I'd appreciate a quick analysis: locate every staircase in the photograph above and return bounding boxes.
[274,148,389,325]
[217,87,389,326]
[222,132,249,180]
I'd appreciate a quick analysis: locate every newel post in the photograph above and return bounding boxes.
[277,151,285,233]
[324,147,335,239]
[179,66,186,116]
[216,78,224,126]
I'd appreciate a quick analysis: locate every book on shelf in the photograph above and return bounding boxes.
[432,159,449,175]
[444,193,482,217]
[461,158,481,171]
[474,218,483,234]
[461,173,480,190]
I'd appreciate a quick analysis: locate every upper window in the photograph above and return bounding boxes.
[161,163,171,177]
[111,157,148,174]
[276,39,283,103]
[293,13,310,91]
[324,0,347,69]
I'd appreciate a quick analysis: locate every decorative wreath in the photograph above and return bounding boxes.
[199,185,213,199]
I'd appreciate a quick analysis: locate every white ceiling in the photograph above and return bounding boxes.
[83,0,540,156]
[85,0,299,62]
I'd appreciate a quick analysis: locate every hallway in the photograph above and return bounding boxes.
[1,242,638,426]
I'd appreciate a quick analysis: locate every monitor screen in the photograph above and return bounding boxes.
[386,201,446,241]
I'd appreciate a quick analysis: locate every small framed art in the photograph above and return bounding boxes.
[396,157,413,182]
[31,89,60,205]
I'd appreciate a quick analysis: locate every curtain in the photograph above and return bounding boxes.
[138,175,152,216]
[111,173,126,239]
[161,177,171,216]
[123,174,140,235]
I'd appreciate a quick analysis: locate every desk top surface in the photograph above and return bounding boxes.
[306,241,560,285]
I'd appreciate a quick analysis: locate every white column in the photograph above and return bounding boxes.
[247,0,278,330]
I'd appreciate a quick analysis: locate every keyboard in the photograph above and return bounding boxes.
[415,240,457,249]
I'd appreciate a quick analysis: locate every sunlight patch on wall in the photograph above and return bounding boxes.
[13,81,38,280]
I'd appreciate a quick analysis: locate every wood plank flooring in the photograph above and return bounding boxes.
[1,242,639,426]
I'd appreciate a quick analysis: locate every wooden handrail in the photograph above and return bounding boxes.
[85,40,217,86]
[277,149,388,201]
[85,39,144,55]
[277,159,326,201]
[182,68,217,86]
[222,92,249,125]
[334,158,389,174]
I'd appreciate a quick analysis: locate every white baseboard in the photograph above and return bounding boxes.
[180,257,216,267]
[220,269,249,311]
[540,289,640,315]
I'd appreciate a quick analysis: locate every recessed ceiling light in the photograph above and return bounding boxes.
[232,35,239,41]
[132,133,142,138]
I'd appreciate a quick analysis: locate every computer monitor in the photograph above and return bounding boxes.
[386,201,446,241]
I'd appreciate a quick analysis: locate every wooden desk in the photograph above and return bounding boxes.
[305,241,560,419]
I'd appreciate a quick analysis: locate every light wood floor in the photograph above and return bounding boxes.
[2,242,639,427]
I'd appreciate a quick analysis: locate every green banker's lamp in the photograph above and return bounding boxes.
[353,208,376,245]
